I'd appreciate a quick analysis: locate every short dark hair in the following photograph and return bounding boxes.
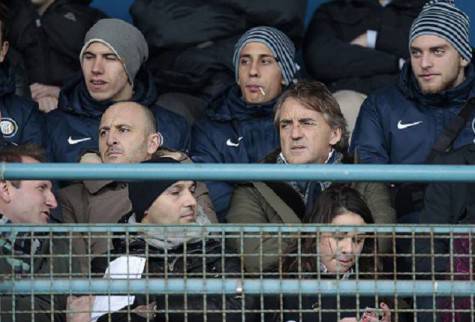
[0,144,46,187]
[274,80,349,152]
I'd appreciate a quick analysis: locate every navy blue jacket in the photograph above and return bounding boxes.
[191,85,280,219]
[46,70,190,162]
[350,63,475,164]
[0,63,45,147]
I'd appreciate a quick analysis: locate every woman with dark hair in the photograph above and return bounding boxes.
[276,185,400,322]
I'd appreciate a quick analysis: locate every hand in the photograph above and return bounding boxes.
[350,33,368,48]
[80,152,102,164]
[30,83,60,101]
[361,302,391,322]
[66,295,94,322]
[36,96,59,113]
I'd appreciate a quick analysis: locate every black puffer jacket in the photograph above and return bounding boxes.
[7,0,106,86]
[304,0,425,94]
[92,236,255,322]
[130,0,306,98]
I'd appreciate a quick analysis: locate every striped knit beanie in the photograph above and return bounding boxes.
[233,26,300,86]
[409,0,472,62]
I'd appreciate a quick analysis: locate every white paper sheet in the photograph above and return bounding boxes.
[90,256,147,321]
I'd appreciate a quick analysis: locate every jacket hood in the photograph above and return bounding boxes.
[58,68,159,118]
[398,63,475,106]
[207,84,279,122]
[0,63,16,98]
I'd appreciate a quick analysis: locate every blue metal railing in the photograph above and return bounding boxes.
[1,279,473,296]
[2,163,475,182]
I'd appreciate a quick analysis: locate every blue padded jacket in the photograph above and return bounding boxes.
[350,63,475,164]
[46,69,190,162]
[191,85,280,219]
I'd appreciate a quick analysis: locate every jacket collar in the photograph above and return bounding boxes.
[58,68,159,118]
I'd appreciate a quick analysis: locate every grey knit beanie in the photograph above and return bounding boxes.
[233,26,300,86]
[80,18,149,83]
[409,0,472,62]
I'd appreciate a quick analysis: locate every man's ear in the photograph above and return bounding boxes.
[329,127,342,146]
[147,132,161,154]
[0,180,13,203]
[461,57,470,68]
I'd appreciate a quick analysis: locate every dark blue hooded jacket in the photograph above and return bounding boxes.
[350,63,475,164]
[0,63,45,147]
[191,85,280,219]
[46,69,190,162]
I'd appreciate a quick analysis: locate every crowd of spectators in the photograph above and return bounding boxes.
[0,0,474,321]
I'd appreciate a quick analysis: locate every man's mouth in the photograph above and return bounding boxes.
[419,73,438,81]
[106,149,122,157]
[89,79,107,90]
[246,85,264,94]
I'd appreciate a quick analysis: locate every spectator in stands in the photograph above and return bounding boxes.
[46,18,190,162]
[68,160,252,321]
[0,144,78,322]
[227,80,394,273]
[130,0,306,123]
[191,26,300,220]
[7,0,106,112]
[416,144,475,321]
[277,185,395,322]
[59,101,216,273]
[350,0,475,222]
[304,0,424,135]
[0,4,46,147]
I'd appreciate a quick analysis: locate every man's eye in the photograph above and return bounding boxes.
[99,130,106,137]
[240,58,250,65]
[410,50,421,57]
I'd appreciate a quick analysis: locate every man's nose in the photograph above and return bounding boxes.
[46,190,58,209]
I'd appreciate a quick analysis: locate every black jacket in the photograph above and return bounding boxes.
[304,0,425,94]
[417,144,475,275]
[7,0,106,86]
[0,62,46,147]
[92,237,254,322]
[130,0,306,98]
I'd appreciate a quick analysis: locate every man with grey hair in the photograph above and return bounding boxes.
[46,18,190,163]
[227,80,395,273]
